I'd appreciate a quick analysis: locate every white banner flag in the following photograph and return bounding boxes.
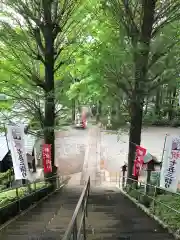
[160,136,180,192]
[7,124,31,181]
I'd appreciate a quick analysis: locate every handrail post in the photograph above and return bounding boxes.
[86,180,90,217]
[83,211,86,240]
[73,219,77,240]
[16,187,21,211]
[152,186,157,214]
[81,197,87,240]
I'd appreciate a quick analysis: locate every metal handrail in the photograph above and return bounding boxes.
[62,176,90,240]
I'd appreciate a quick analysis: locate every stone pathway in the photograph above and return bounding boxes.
[55,128,88,176]
[80,126,101,186]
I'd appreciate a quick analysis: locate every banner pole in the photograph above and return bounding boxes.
[160,134,168,169]
[4,123,9,151]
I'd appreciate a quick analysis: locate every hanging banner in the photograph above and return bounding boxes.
[7,124,31,180]
[133,145,147,177]
[42,144,52,173]
[160,136,180,192]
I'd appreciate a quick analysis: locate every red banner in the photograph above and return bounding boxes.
[42,144,52,173]
[133,145,146,177]
[81,112,87,128]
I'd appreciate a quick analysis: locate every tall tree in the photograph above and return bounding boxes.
[105,0,180,179]
[0,0,82,173]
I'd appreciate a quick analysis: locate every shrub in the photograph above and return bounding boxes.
[170,118,180,127]
[151,118,169,126]
[0,169,14,186]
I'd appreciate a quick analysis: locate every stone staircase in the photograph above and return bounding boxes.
[86,186,174,240]
[0,186,82,240]
[41,186,83,239]
[0,182,175,240]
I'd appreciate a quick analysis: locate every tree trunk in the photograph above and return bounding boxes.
[127,94,144,179]
[127,0,156,179]
[72,99,76,123]
[96,101,102,123]
[168,87,176,121]
[155,87,160,117]
[43,1,56,172]
[144,97,148,115]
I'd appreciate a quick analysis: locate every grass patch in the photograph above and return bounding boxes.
[150,193,180,232]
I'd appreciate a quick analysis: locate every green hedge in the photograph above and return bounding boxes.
[0,181,50,209]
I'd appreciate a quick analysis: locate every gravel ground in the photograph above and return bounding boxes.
[55,128,89,175]
[101,126,180,171]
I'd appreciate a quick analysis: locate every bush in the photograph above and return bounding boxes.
[143,110,170,126]
[170,118,180,127]
[150,194,180,232]
[0,169,14,186]
[151,118,169,126]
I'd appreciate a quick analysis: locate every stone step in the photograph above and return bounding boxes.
[0,186,81,240]
[84,188,175,240]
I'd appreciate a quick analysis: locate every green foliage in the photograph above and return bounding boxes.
[0,169,14,186]
[0,181,50,209]
[170,118,180,127]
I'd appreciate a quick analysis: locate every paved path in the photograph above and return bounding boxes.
[101,126,180,172]
[55,128,88,176]
[80,126,101,186]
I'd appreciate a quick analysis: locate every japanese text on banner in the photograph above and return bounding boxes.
[43,144,52,173]
[160,136,180,192]
[133,145,146,177]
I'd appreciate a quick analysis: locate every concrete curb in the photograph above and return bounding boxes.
[116,185,180,240]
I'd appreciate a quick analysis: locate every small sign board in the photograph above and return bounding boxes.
[150,171,160,185]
